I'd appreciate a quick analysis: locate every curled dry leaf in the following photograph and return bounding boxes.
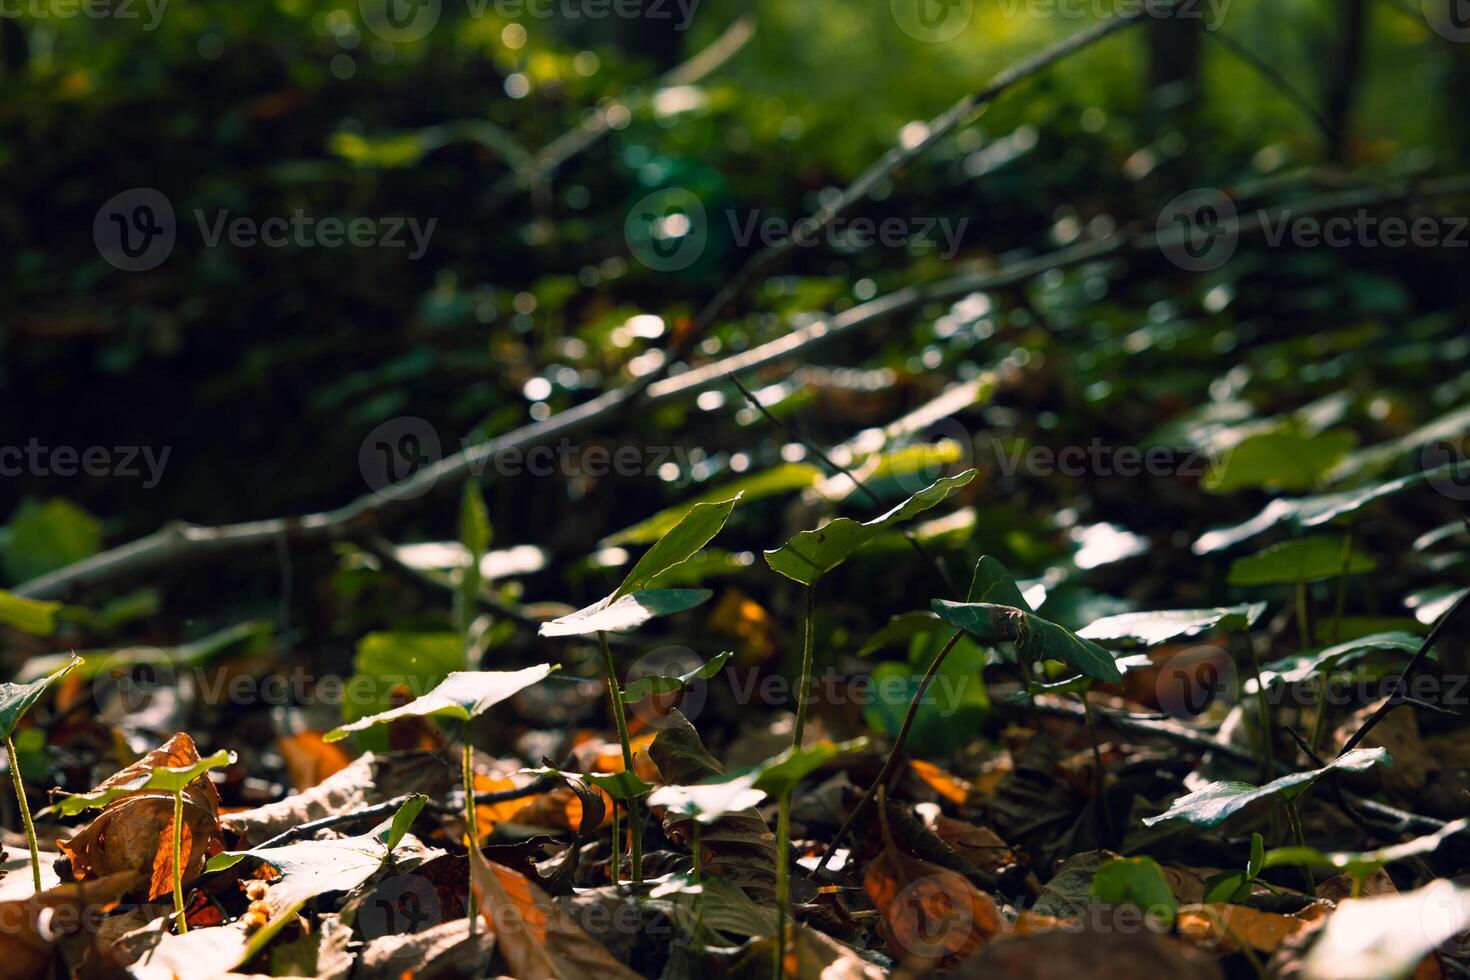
[863,842,1004,966]
[56,732,223,901]
[469,849,641,980]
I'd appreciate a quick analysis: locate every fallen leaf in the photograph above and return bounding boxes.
[1177,902,1308,953]
[864,843,1003,965]
[0,870,142,980]
[469,850,641,979]
[277,731,353,792]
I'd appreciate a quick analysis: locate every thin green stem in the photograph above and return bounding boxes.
[813,629,964,876]
[1239,631,1274,784]
[7,736,41,893]
[1284,799,1315,893]
[791,583,816,751]
[599,630,643,883]
[610,802,622,884]
[172,788,187,933]
[1314,534,1356,752]
[1081,694,1112,840]
[463,736,479,932]
[1295,579,1311,651]
[772,794,791,980]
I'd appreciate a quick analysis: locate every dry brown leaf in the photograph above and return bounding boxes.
[1177,902,1308,953]
[1317,867,1398,903]
[864,842,1003,966]
[908,758,975,806]
[0,870,143,980]
[947,924,1225,979]
[56,732,223,900]
[356,917,497,980]
[276,731,353,792]
[1331,701,1436,794]
[917,809,1017,875]
[469,849,640,980]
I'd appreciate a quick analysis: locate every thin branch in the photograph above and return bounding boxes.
[1203,30,1332,139]
[1337,584,1470,755]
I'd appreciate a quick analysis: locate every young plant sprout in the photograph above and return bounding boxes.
[0,653,80,892]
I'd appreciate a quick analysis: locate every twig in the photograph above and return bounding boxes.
[727,374,957,593]
[19,173,1470,601]
[1202,30,1332,139]
[1337,584,1470,755]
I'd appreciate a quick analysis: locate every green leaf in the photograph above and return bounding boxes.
[340,632,467,748]
[856,611,945,656]
[966,555,1032,609]
[1261,817,1469,880]
[1249,832,1265,877]
[1227,536,1376,586]
[864,634,988,753]
[1091,856,1177,926]
[0,589,62,636]
[539,589,712,637]
[1202,870,1252,904]
[647,738,868,823]
[622,651,733,701]
[1141,747,1392,828]
[379,794,429,850]
[0,653,81,738]
[51,748,236,815]
[1194,459,1470,554]
[764,471,976,585]
[523,766,654,801]
[324,664,554,742]
[749,737,869,799]
[1078,603,1267,646]
[604,467,818,546]
[615,495,741,598]
[1203,429,1356,494]
[1258,631,1425,688]
[459,482,492,559]
[3,498,102,583]
[932,599,1123,684]
[1302,879,1470,980]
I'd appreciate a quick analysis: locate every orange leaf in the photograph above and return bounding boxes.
[148,811,194,901]
[864,843,1003,966]
[276,731,353,792]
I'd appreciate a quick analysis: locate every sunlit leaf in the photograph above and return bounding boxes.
[0,653,80,738]
[1078,603,1267,646]
[764,471,975,585]
[1142,747,1391,827]
[932,600,1122,683]
[622,650,732,701]
[1226,536,1376,586]
[51,747,235,816]
[0,590,61,636]
[1301,878,1470,980]
[1261,817,1470,880]
[1203,429,1356,494]
[324,665,554,742]
[538,589,712,637]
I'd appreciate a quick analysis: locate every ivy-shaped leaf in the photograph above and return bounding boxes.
[622,651,733,701]
[50,746,236,816]
[932,599,1122,684]
[324,665,554,742]
[764,471,975,585]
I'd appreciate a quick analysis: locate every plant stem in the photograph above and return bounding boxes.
[1295,579,1311,650]
[1284,799,1315,893]
[172,788,187,933]
[463,736,479,932]
[1314,533,1356,752]
[599,630,643,883]
[813,629,964,876]
[691,821,704,939]
[791,583,816,751]
[772,794,791,980]
[1239,630,1274,784]
[1081,694,1112,841]
[7,736,41,893]
[610,801,621,884]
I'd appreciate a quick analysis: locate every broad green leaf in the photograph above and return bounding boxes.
[1078,603,1267,646]
[3,498,101,583]
[20,620,272,685]
[604,467,817,546]
[815,442,967,501]
[932,600,1123,684]
[523,766,654,801]
[967,555,1031,609]
[190,797,427,971]
[1203,430,1356,494]
[865,634,988,753]
[1227,536,1376,586]
[1261,818,1469,880]
[857,611,944,656]
[1301,879,1470,980]
[1194,460,1470,554]
[51,748,235,815]
[764,471,976,585]
[340,631,466,747]
[615,495,741,598]
[1202,870,1252,904]
[648,738,868,823]
[0,653,81,738]
[324,664,554,742]
[1141,747,1391,827]
[1327,402,1470,483]
[1091,856,1177,926]
[0,589,61,636]
[1258,631,1425,688]
[538,588,712,637]
[622,651,733,701]
[750,737,869,799]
